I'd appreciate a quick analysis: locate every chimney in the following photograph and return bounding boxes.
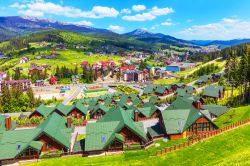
[67,116,71,128]
[194,101,202,111]
[134,110,139,122]
[5,116,12,130]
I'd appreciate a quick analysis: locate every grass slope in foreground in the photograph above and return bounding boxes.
[24,124,250,166]
[214,105,250,128]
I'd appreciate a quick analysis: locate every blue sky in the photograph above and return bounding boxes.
[1,0,250,40]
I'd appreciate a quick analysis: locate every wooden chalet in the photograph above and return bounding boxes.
[0,113,73,162]
[29,104,55,118]
[154,85,173,96]
[159,108,218,140]
[203,85,224,100]
[90,104,109,119]
[85,107,148,153]
[133,103,161,121]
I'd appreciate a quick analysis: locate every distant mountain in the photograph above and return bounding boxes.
[123,29,195,47]
[0,16,113,41]
[190,39,250,48]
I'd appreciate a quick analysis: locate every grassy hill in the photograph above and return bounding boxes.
[23,124,250,166]
[214,105,250,128]
[0,29,156,54]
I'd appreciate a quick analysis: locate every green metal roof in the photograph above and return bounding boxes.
[137,104,158,117]
[149,96,158,104]
[85,121,120,151]
[143,85,155,95]
[37,112,73,149]
[0,112,73,160]
[0,128,41,160]
[196,75,212,83]
[29,141,43,151]
[161,107,216,135]
[98,107,147,141]
[91,104,109,115]
[155,85,166,94]
[202,104,229,117]
[166,96,195,110]
[161,108,201,134]
[0,115,5,133]
[55,103,74,116]
[203,85,223,98]
[31,104,55,117]
[73,101,88,115]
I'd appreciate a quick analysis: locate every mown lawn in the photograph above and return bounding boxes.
[23,125,250,166]
[214,105,250,128]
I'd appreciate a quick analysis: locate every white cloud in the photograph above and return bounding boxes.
[123,13,155,21]
[132,5,146,12]
[69,21,94,27]
[121,8,131,14]
[107,25,124,32]
[10,2,27,9]
[150,6,174,16]
[178,18,250,40]
[122,6,174,21]
[11,1,119,18]
[161,21,174,26]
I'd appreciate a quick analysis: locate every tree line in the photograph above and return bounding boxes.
[0,85,42,113]
[224,44,250,106]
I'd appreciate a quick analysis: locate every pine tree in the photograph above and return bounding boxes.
[26,87,35,107]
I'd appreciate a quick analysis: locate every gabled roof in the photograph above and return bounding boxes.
[161,108,201,134]
[202,104,229,117]
[104,97,112,106]
[0,112,73,160]
[55,103,74,116]
[0,128,41,160]
[91,104,109,114]
[137,106,157,117]
[72,102,88,115]
[143,85,155,95]
[30,104,55,117]
[149,96,158,104]
[37,112,73,149]
[196,75,212,83]
[120,94,129,103]
[98,107,147,141]
[155,85,166,94]
[204,85,223,98]
[85,121,120,151]
[117,101,130,109]
[166,96,194,110]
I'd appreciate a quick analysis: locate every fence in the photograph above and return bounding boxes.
[155,118,250,156]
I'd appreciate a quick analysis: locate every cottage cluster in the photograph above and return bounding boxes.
[0,82,229,163]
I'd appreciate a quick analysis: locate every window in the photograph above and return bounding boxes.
[46,143,52,149]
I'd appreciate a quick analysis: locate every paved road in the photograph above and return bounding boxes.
[63,88,82,105]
